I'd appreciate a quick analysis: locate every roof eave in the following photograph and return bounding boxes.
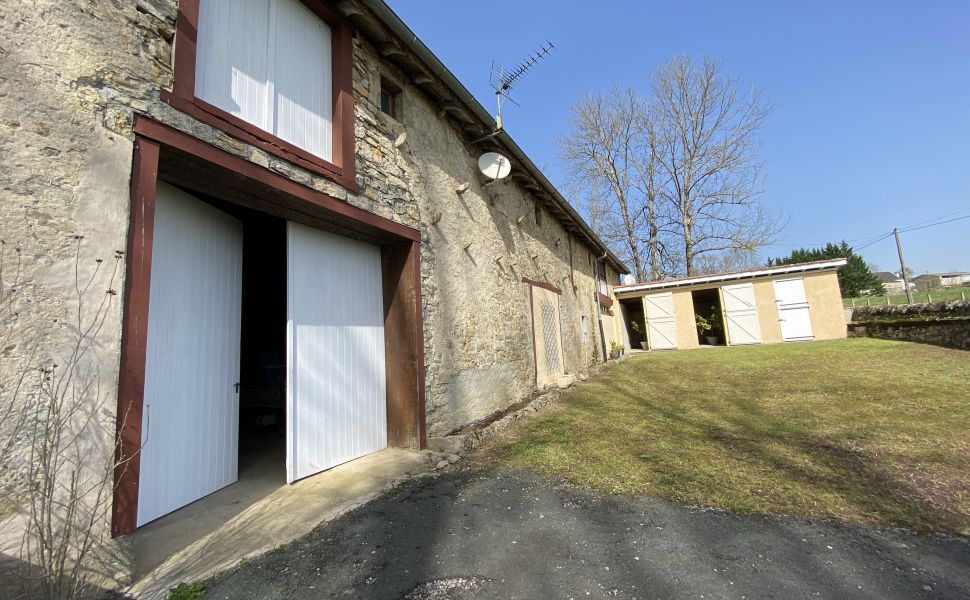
[357,0,629,275]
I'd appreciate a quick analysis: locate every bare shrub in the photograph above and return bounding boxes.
[1,235,129,599]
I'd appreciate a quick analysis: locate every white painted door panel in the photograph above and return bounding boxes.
[196,0,333,161]
[644,292,678,350]
[774,278,814,341]
[286,222,386,483]
[721,283,762,345]
[196,0,273,131]
[138,183,243,526]
[272,0,333,160]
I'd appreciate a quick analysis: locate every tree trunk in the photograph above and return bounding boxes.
[618,192,645,281]
[683,214,694,275]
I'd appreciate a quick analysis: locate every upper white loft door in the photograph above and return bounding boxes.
[774,278,814,341]
[286,222,387,483]
[138,183,243,526]
[721,283,763,345]
[644,292,678,350]
[195,0,333,160]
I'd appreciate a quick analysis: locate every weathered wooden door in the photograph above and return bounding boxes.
[644,292,678,350]
[774,278,815,341]
[721,283,763,345]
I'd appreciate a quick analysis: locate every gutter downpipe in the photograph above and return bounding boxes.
[594,251,608,362]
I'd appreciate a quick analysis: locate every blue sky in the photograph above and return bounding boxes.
[386,0,970,274]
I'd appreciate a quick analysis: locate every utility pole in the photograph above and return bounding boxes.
[894,228,914,304]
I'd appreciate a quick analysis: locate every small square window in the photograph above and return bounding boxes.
[380,78,402,120]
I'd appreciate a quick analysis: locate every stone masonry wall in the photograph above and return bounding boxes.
[0,0,616,576]
[849,301,970,351]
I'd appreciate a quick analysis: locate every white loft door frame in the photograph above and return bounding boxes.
[286,222,387,483]
[137,183,243,527]
[774,277,815,341]
[720,283,763,345]
[644,292,678,350]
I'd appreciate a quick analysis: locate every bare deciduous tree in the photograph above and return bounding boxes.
[559,86,670,280]
[560,55,782,279]
[653,55,781,275]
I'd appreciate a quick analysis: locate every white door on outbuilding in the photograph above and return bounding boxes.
[644,292,678,350]
[721,283,763,345]
[774,277,814,341]
[138,183,243,526]
[286,222,387,483]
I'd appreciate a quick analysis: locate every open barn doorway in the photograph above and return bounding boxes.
[620,298,647,350]
[238,212,288,489]
[691,288,726,346]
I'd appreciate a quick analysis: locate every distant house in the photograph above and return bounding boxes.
[874,271,909,294]
[912,272,970,291]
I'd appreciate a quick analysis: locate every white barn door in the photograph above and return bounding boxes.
[138,183,243,526]
[721,283,762,345]
[774,278,814,341]
[644,293,678,350]
[286,222,387,483]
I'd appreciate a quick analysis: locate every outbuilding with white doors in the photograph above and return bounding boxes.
[614,259,848,352]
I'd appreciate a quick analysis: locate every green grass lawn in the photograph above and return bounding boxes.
[844,287,967,308]
[494,338,970,535]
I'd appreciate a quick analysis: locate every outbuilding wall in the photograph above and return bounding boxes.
[671,290,701,349]
[753,280,784,344]
[802,271,847,340]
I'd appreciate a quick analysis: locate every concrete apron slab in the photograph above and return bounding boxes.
[125,447,434,599]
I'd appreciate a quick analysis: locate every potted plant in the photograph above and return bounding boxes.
[629,317,649,350]
[696,308,723,346]
[609,340,624,360]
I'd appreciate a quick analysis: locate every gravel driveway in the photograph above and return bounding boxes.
[201,467,970,599]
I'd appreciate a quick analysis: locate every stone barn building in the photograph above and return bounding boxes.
[0,0,627,590]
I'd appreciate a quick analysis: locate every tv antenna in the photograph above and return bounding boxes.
[478,41,555,138]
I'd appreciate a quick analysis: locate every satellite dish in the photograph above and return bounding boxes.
[478,152,511,180]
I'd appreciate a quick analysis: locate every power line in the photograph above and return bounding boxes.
[855,231,895,251]
[765,206,970,251]
[899,214,970,233]
[900,206,970,230]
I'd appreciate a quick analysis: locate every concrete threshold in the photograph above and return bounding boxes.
[125,447,434,599]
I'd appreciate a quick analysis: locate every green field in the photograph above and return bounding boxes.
[493,338,970,535]
[844,287,967,308]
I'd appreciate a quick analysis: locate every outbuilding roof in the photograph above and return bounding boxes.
[614,258,847,296]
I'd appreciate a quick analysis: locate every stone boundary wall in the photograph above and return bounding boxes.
[848,300,970,350]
